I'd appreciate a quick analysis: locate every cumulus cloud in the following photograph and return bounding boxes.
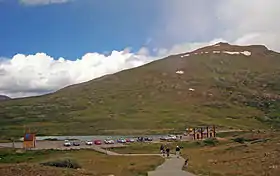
[155,0,280,51]
[2,40,219,98]
[0,50,161,98]
[20,0,71,6]
[217,0,280,51]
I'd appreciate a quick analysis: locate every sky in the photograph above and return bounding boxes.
[0,0,280,98]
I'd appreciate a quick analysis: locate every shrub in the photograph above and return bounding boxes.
[203,138,219,146]
[232,137,245,144]
[41,159,81,169]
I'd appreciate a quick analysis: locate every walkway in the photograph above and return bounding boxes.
[148,155,196,176]
[0,141,196,175]
[94,147,196,176]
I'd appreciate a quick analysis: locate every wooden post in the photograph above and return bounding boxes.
[193,128,196,140]
[206,126,209,138]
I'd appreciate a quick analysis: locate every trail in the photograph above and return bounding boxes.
[93,147,196,176]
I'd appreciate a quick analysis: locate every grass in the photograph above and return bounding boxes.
[110,140,209,154]
[182,132,280,176]
[109,131,280,176]
[0,149,164,176]
[0,149,61,163]
[1,44,280,139]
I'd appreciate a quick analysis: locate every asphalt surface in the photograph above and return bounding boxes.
[148,155,196,176]
[0,140,126,150]
[0,135,194,150]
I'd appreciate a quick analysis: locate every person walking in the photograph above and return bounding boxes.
[160,144,165,156]
[184,158,189,168]
[175,145,181,158]
[166,146,170,157]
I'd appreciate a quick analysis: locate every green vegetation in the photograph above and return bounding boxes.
[0,149,61,163]
[41,159,81,169]
[110,131,280,176]
[183,131,280,176]
[110,139,215,154]
[201,138,219,146]
[0,149,164,176]
[1,43,280,139]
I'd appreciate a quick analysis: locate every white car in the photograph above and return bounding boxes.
[63,140,71,147]
[126,138,135,142]
[85,141,93,145]
[168,135,177,140]
[104,138,115,144]
[117,138,126,143]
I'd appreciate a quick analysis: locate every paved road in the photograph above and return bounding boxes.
[148,155,196,176]
[0,141,125,150]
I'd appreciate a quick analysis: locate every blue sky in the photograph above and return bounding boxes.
[0,0,161,59]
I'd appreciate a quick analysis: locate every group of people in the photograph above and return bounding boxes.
[160,144,189,168]
[159,144,181,158]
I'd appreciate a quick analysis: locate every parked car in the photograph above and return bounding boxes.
[168,135,177,140]
[117,138,126,143]
[137,137,144,142]
[63,140,71,147]
[160,136,169,141]
[126,138,135,143]
[144,137,153,141]
[85,140,93,145]
[94,140,102,145]
[104,137,115,144]
[73,141,80,146]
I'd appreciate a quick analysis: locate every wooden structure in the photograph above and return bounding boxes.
[187,125,216,140]
[23,129,36,149]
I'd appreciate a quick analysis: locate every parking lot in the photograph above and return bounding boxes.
[0,135,192,151]
[0,140,126,150]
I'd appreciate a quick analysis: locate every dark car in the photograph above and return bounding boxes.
[144,137,153,141]
[73,142,80,146]
[137,137,144,142]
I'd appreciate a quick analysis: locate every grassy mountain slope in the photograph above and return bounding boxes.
[0,95,11,101]
[1,43,280,138]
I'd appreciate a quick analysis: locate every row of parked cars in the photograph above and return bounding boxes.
[63,135,178,147]
[63,136,153,147]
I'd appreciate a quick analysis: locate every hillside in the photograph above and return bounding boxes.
[1,42,280,139]
[0,95,11,101]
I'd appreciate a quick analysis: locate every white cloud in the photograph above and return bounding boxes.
[20,0,71,6]
[155,0,280,51]
[217,0,280,51]
[0,41,218,98]
[0,50,159,98]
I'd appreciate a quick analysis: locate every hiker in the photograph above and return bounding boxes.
[166,146,170,157]
[184,158,189,168]
[175,145,181,158]
[160,144,165,156]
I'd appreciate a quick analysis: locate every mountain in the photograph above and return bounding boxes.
[1,43,280,139]
[0,95,11,101]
